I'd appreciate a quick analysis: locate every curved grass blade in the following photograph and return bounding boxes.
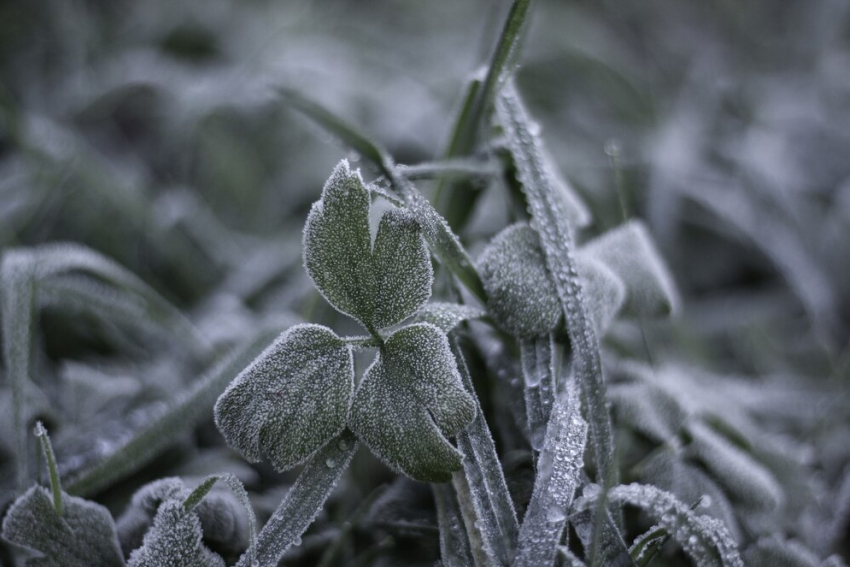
[183,473,258,567]
[575,484,744,567]
[514,386,587,567]
[496,82,616,486]
[435,0,536,230]
[236,429,358,567]
[65,327,283,496]
[278,88,486,302]
[451,339,519,565]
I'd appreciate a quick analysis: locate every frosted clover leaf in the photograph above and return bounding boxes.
[214,324,354,471]
[303,159,433,334]
[349,323,476,482]
[215,160,476,485]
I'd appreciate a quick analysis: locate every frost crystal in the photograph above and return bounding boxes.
[214,324,354,471]
[303,160,433,333]
[349,323,476,482]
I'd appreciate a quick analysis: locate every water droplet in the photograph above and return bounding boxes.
[337,439,349,451]
[325,457,337,468]
[546,504,566,523]
[700,495,712,508]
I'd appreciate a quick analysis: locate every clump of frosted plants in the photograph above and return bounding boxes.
[214,161,476,482]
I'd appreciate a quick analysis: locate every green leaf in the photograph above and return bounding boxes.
[478,223,561,338]
[578,220,679,318]
[215,324,354,472]
[127,500,225,567]
[1,486,125,567]
[349,323,476,482]
[303,161,433,332]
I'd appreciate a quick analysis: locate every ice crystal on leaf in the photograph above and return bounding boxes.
[214,324,354,471]
[349,323,476,482]
[303,160,432,333]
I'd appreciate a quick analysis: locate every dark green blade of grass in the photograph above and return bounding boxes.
[434,0,535,230]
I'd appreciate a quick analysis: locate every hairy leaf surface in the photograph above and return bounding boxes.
[215,324,354,471]
[349,323,476,482]
[303,160,432,332]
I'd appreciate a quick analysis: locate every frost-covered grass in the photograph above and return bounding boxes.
[0,0,849,565]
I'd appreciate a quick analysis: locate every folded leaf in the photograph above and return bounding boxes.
[215,324,354,471]
[303,160,432,332]
[1,486,125,567]
[478,223,561,338]
[349,323,476,482]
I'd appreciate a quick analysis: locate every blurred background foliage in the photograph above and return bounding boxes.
[0,0,849,565]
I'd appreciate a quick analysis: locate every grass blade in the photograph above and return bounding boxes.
[1,250,36,493]
[435,0,536,230]
[452,338,519,565]
[433,482,476,567]
[236,429,358,567]
[279,88,487,302]
[514,385,587,567]
[65,327,282,496]
[496,82,616,486]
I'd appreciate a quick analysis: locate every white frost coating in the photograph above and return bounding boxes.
[577,220,680,317]
[1,486,125,567]
[514,387,588,567]
[303,160,433,333]
[413,302,486,333]
[496,83,615,483]
[215,324,354,472]
[580,483,744,567]
[433,482,475,567]
[349,323,476,482]
[478,223,561,338]
[686,421,784,513]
